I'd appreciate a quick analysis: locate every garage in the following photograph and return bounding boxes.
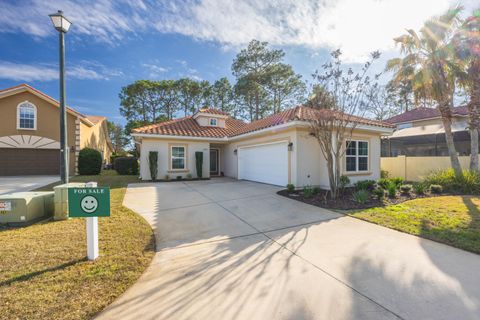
[238,141,289,186]
[0,148,60,176]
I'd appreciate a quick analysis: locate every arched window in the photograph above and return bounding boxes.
[17,101,37,130]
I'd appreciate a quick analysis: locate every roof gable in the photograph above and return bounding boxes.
[0,84,94,126]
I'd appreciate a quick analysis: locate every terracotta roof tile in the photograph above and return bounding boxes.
[196,108,230,116]
[133,106,393,138]
[386,106,468,124]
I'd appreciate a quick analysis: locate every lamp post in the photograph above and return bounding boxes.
[49,10,71,184]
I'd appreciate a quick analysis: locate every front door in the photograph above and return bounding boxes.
[210,149,219,176]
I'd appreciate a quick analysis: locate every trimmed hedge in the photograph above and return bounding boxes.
[78,148,102,175]
[114,157,139,175]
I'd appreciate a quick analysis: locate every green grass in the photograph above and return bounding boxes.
[0,171,155,320]
[350,196,480,254]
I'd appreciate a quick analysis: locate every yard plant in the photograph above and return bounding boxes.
[148,151,158,181]
[425,168,480,194]
[78,148,102,175]
[352,190,369,204]
[114,157,139,175]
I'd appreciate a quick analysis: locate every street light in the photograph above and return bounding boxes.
[49,10,71,184]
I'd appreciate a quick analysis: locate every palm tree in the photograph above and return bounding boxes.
[386,7,463,176]
[453,10,480,170]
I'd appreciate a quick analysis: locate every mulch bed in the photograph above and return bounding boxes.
[277,187,434,210]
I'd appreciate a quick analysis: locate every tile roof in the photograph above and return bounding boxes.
[133,106,393,138]
[385,106,468,124]
[196,108,230,116]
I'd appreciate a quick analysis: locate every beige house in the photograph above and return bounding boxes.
[0,84,113,176]
[133,107,393,188]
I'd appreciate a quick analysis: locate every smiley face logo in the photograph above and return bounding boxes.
[81,195,98,214]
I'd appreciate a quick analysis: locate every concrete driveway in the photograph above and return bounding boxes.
[97,178,480,320]
[0,176,59,195]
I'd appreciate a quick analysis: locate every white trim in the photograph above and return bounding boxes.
[345,140,369,173]
[193,112,229,120]
[16,101,37,130]
[170,145,186,170]
[132,133,228,142]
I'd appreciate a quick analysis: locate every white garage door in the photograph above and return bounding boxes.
[238,141,288,186]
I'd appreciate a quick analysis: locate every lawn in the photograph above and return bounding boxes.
[350,196,480,254]
[0,171,155,320]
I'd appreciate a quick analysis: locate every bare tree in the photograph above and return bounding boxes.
[308,49,381,199]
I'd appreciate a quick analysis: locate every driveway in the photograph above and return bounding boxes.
[0,176,59,195]
[97,178,480,320]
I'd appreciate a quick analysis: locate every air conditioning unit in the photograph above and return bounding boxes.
[0,192,54,226]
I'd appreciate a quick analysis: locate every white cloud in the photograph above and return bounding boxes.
[142,63,169,78]
[0,61,122,82]
[0,0,476,61]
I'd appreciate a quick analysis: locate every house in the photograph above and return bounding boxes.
[382,106,471,157]
[0,84,114,176]
[132,106,393,188]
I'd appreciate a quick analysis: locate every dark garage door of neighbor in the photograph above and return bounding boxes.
[0,148,60,176]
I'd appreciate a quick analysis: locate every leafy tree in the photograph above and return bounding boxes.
[157,80,179,120]
[387,7,463,176]
[308,49,381,199]
[211,77,234,113]
[107,121,128,153]
[453,10,480,170]
[119,80,160,124]
[385,79,415,112]
[177,78,202,116]
[199,80,213,108]
[265,63,306,114]
[232,40,285,120]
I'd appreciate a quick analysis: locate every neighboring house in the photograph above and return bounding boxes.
[0,84,114,176]
[132,107,393,188]
[382,106,471,157]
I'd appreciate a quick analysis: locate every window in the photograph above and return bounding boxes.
[345,140,369,172]
[17,102,36,130]
[209,118,218,126]
[171,146,186,170]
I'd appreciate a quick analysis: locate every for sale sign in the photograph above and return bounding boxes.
[68,187,110,218]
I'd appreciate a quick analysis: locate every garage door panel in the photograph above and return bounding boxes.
[238,142,288,186]
[0,148,60,176]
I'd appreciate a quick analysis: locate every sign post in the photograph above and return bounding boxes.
[68,182,110,261]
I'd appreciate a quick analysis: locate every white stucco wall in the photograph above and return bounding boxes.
[139,138,210,180]
[223,129,298,186]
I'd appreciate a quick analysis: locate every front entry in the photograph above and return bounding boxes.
[210,149,219,176]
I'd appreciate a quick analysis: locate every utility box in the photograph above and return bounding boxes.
[0,192,54,226]
[53,182,86,220]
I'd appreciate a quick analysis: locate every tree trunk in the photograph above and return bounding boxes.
[470,127,479,171]
[440,108,462,176]
[470,62,480,171]
[255,90,260,120]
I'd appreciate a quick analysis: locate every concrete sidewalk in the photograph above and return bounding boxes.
[96,179,480,320]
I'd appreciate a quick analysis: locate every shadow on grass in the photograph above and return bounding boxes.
[0,258,86,287]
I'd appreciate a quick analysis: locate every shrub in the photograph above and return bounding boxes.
[377,178,390,190]
[176,175,182,180]
[424,168,480,194]
[195,151,203,178]
[373,187,385,199]
[303,186,314,198]
[148,151,158,181]
[413,182,427,195]
[114,157,139,175]
[391,177,404,187]
[186,173,193,179]
[164,174,170,180]
[354,180,376,191]
[313,186,321,195]
[286,184,295,193]
[78,148,102,175]
[430,184,443,194]
[381,170,389,179]
[400,184,412,194]
[352,190,369,204]
[339,175,350,190]
[387,181,397,198]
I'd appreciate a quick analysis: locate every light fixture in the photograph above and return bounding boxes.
[288,142,293,151]
[49,10,71,33]
[234,149,238,155]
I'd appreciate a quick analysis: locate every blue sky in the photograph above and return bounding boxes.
[0,0,477,124]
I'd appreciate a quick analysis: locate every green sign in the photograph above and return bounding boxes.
[68,187,110,218]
